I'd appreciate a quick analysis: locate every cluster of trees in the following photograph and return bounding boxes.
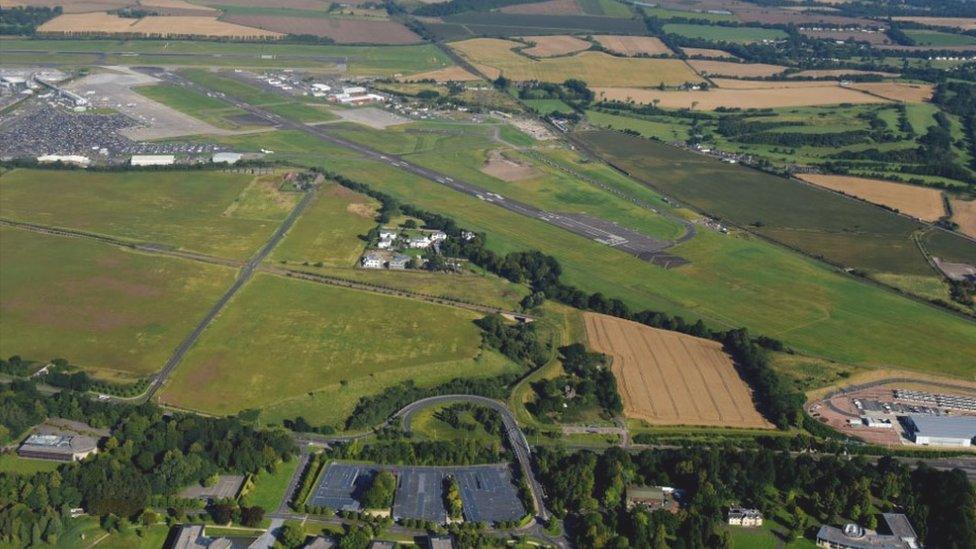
[412,0,535,17]
[0,355,149,397]
[344,375,518,430]
[530,344,622,421]
[363,471,397,509]
[723,330,804,429]
[207,498,265,527]
[325,171,803,430]
[444,476,463,519]
[335,435,510,467]
[0,6,60,35]
[518,79,595,111]
[535,446,976,548]
[0,381,296,546]
[434,402,504,436]
[475,313,551,369]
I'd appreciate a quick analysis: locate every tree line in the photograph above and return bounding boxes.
[535,445,976,548]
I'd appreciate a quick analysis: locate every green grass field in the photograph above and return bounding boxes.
[243,457,300,512]
[586,109,690,141]
[0,453,61,475]
[662,23,788,44]
[0,169,290,260]
[409,402,507,447]
[270,182,378,267]
[904,29,976,46]
[158,273,522,427]
[134,84,253,129]
[578,0,635,17]
[524,98,575,115]
[0,39,453,75]
[0,228,235,378]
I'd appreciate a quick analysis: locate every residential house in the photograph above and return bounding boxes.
[362,252,385,269]
[727,507,763,527]
[625,486,681,513]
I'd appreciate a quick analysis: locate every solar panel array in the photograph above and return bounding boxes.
[308,463,526,523]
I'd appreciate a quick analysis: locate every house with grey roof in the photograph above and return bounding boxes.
[815,513,920,549]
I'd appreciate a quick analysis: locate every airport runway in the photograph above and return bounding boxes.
[150,68,686,266]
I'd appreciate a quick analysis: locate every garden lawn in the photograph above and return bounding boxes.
[157,274,521,427]
[244,457,300,512]
[0,228,236,378]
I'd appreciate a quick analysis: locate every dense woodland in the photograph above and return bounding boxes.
[530,343,622,422]
[0,381,295,546]
[0,6,60,36]
[536,446,976,549]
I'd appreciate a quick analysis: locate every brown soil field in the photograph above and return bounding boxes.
[681,47,738,59]
[892,17,976,31]
[521,35,591,57]
[711,78,841,89]
[402,66,481,82]
[797,174,946,222]
[584,312,772,428]
[481,150,539,182]
[593,86,885,109]
[848,82,934,102]
[687,59,787,77]
[594,35,672,56]
[790,69,898,78]
[38,13,282,38]
[221,15,421,44]
[950,198,976,239]
[801,29,891,45]
[0,0,132,13]
[501,0,582,15]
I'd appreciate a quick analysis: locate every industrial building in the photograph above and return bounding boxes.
[37,154,90,167]
[905,414,976,447]
[815,513,920,549]
[212,152,242,165]
[131,154,175,166]
[17,432,98,462]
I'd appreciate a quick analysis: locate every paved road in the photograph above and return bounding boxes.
[395,394,551,523]
[143,189,316,400]
[149,69,686,266]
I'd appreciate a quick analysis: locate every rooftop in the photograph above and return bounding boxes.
[907,414,976,439]
[19,433,97,455]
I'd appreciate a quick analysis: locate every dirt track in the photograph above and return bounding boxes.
[584,313,772,428]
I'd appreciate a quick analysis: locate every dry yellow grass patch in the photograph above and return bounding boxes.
[593,86,885,110]
[520,35,591,57]
[711,78,842,89]
[593,35,671,56]
[797,174,946,222]
[450,38,702,87]
[402,66,481,82]
[950,198,976,239]
[848,82,934,103]
[584,313,772,429]
[0,0,131,13]
[38,12,282,38]
[480,150,539,182]
[892,17,976,30]
[682,47,738,59]
[688,59,787,77]
[140,0,215,10]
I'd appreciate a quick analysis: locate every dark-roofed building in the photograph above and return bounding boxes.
[905,414,976,447]
[426,536,454,549]
[303,536,337,549]
[17,433,98,462]
[169,525,232,549]
[815,514,920,549]
[625,486,681,513]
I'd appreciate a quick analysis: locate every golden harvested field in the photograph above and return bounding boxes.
[950,198,976,239]
[593,35,672,56]
[593,86,885,109]
[501,0,582,14]
[711,78,841,89]
[797,174,946,222]
[848,82,934,103]
[403,66,481,82]
[790,69,898,78]
[688,59,787,77]
[682,47,738,59]
[892,17,976,30]
[450,39,702,86]
[520,35,591,57]
[0,0,131,13]
[38,13,282,38]
[140,0,215,10]
[584,313,772,429]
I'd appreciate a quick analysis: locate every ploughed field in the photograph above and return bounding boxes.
[584,313,772,429]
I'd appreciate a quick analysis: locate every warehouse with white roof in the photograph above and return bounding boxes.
[905,414,976,447]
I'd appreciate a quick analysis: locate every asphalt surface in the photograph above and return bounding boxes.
[148,68,687,266]
[143,188,316,400]
[395,394,551,523]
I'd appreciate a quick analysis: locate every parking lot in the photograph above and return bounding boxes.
[307,463,525,523]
